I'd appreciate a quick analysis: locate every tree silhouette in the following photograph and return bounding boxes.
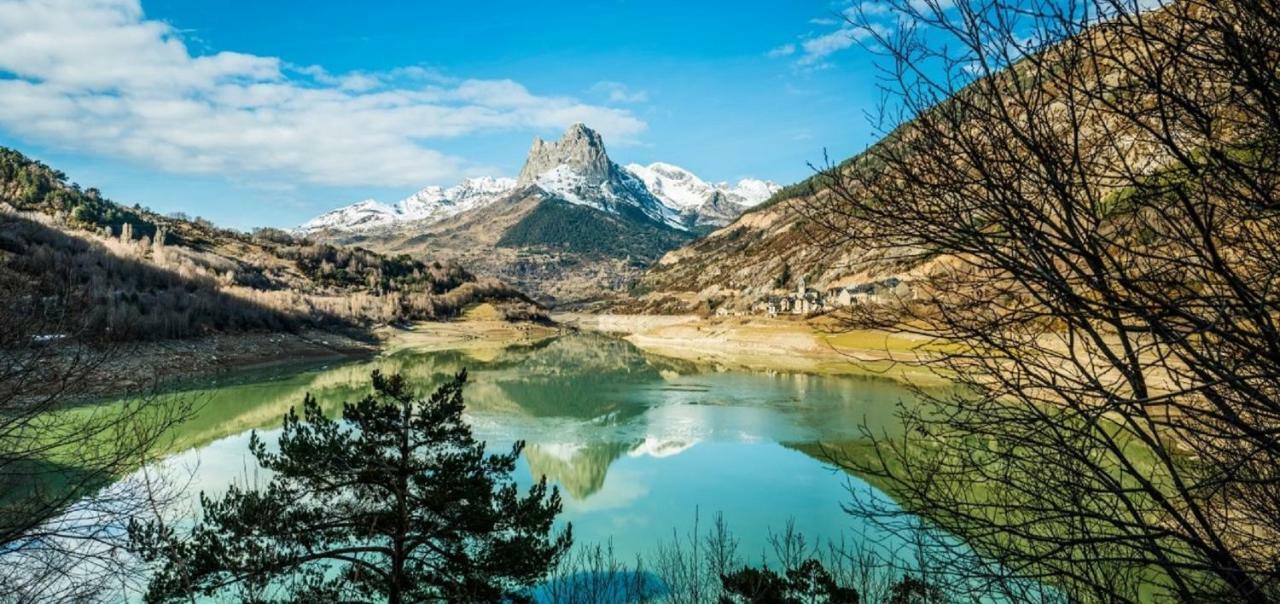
[0,267,191,602]
[130,370,571,603]
[719,558,861,603]
[800,0,1280,601]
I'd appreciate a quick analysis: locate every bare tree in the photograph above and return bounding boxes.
[797,0,1280,602]
[0,266,190,601]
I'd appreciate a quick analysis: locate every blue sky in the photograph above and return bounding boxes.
[0,0,893,229]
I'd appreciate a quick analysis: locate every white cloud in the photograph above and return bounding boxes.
[852,1,894,16]
[796,26,876,67]
[775,1,938,69]
[588,81,649,104]
[767,43,797,58]
[854,0,955,18]
[0,0,647,188]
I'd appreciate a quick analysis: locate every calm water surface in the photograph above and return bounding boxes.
[135,332,936,575]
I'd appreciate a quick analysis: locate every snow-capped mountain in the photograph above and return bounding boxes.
[299,176,515,233]
[517,123,685,230]
[299,124,784,302]
[299,199,400,232]
[299,124,775,234]
[625,162,780,228]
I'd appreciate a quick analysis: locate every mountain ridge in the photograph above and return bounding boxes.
[625,162,778,229]
[307,124,737,304]
[300,176,516,233]
[299,126,778,234]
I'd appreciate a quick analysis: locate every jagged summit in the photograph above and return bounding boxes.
[513,124,683,230]
[517,123,611,187]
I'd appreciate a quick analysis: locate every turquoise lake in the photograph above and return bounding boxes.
[105,332,962,597]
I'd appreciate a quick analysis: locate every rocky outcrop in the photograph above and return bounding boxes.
[517,123,611,187]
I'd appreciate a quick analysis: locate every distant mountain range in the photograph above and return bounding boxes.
[300,176,515,233]
[302,124,780,304]
[300,126,778,235]
[625,162,779,229]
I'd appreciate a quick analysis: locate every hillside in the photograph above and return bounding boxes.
[619,165,919,315]
[496,198,690,260]
[620,6,1192,317]
[0,147,533,342]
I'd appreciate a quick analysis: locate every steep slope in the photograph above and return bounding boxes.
[623,3,1206,317]
[622,187,912,314]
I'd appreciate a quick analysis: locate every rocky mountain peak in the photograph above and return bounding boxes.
[300,125,773,235]
[517,123,611,187]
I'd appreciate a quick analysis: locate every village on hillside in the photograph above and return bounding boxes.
[717,276,914,318]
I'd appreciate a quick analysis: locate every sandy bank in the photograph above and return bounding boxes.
[378,319,564,359]
[558,313,948,385]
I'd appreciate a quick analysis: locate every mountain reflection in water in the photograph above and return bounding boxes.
[103,332,935,562]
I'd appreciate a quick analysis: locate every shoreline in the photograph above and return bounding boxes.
[557,312,950,385]
[104,328,380,395]
[97,317,564,398]
[377,319,565,355]
[96,311,947,399]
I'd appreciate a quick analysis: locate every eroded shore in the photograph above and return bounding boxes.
[97,308,947,399]
[99,315,563,397]
[557,312,950,385]
[101,328,378,395]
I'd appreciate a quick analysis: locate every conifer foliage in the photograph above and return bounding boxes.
[130,370,571,603]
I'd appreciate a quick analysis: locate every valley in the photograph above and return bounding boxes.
[2,0,1276,601]
[302,124,780,305]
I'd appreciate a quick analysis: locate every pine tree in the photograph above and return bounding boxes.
[130,371,571,603]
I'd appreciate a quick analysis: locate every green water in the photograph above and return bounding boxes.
[96,333,957,586]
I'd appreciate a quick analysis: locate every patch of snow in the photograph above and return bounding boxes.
[298,198,399,232]
[534,442,586,462]
[723,178,780,207]
[533,165,599,210]
[625,162,781,226]
[625,162,712,211]
[531,163,689,231]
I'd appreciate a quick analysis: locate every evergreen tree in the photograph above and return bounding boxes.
[775,262,791,290]
[130,370,571,603]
